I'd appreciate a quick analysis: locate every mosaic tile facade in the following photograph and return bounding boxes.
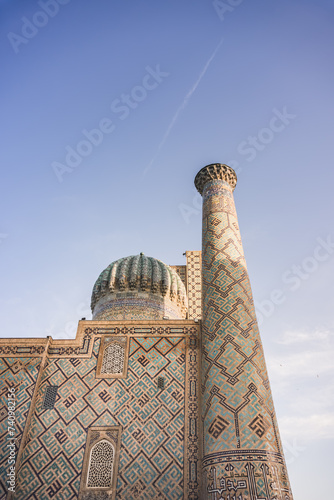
[0,358,40,499]
[0,322,200,499]
[195,164,292,499]
[0,162,293,499]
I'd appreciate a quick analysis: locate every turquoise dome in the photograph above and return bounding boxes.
[91,254,188,320]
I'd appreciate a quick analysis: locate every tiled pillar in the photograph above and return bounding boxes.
[186,251,202,320]
[195,164,293,500]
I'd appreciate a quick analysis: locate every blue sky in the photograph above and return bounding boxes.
[1,0,334,497]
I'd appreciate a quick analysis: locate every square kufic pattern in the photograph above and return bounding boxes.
[9,326,200,499]
[79,425,122,500]
[96,336,129,379]
[186,251,202,320]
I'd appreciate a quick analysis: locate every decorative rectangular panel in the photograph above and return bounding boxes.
[79,426,122,500]
[43,385,58,409]
[157,376,165,389]
[96,336,129,379]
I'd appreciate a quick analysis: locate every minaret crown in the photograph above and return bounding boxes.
[194,163,237,194]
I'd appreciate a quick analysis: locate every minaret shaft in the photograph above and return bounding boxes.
[195,164,293,500]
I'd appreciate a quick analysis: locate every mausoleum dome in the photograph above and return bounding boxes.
[91,254,188,320]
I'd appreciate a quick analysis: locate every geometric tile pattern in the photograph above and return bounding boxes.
[185,251,202,320]
[0,324,200,499]
[0,357,40,499]
[196,166,293,499]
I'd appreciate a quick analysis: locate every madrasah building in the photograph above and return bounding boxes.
[0,164,293,499]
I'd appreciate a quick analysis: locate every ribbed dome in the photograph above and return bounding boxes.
[91,254,188,320]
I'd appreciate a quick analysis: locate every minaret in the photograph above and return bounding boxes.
[195,164,293,500]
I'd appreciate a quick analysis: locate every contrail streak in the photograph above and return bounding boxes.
[144,38,224,175]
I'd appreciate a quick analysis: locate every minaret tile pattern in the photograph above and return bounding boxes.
[195,164,293,499]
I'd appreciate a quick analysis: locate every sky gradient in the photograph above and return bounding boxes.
[1,1,334,497]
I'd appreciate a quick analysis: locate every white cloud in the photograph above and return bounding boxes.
[267,326,334,443]
[268,326,334,378]
[279,413,334,442]
[268,348,334,378]
[276,328,333,345]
